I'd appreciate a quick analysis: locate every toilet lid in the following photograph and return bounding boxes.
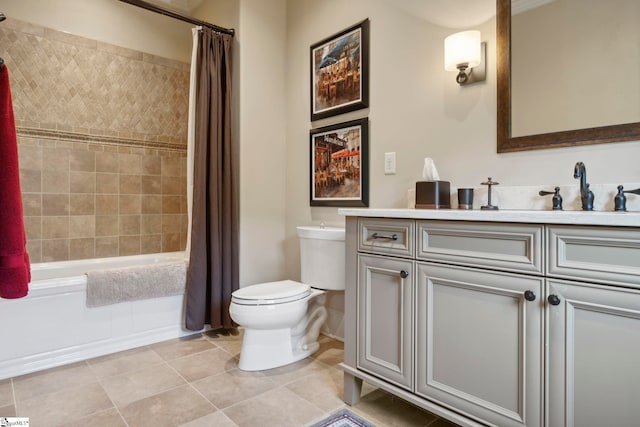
[231,280,311,305]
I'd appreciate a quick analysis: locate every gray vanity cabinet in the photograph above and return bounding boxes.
[545,225,640,427]
[415,263,543,427]
[357,254,414,390]
[546,279,640,427]
[343,214,640,427]
[415,221,544,427]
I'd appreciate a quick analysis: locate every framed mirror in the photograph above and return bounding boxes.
[497,0,640,153]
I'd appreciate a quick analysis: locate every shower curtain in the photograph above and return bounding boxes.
[185,27,238,331]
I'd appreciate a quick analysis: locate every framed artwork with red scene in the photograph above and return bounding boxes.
[310,118,368,207]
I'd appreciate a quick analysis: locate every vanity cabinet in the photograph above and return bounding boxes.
[356,219,415,389]
[415,263,543,427]
[545,225,640,427]
[546,279,640,427]
[357,254,414,389]
[341,213,640,427]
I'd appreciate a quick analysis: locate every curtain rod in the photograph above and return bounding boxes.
[118,0,234,36]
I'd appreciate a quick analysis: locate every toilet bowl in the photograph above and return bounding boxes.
[229,226,345,371]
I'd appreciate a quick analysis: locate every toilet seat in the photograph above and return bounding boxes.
[231,280,311,306]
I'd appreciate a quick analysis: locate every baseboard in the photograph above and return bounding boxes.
[320,331,344,342]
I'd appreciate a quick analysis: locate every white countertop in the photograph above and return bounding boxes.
[338,208,640,227]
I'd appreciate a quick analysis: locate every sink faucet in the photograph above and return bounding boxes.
[573,162,594,210]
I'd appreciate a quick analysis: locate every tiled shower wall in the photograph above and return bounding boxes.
[2,18,190,262]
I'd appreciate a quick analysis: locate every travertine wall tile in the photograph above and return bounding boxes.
[42,239,69,262]
[70,194,95,215]
[42,217,69,239]
[7,19,189,261]
[70,238,95,260]
[96,215,119,237]
[3,20,189,145]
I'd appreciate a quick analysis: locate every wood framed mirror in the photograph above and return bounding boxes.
[497,0,640,153]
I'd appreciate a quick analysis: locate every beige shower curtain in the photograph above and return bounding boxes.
[185,27,238,331]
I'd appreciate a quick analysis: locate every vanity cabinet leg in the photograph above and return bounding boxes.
[343,372,363,405]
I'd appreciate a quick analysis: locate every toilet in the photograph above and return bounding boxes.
[229,225,345,371]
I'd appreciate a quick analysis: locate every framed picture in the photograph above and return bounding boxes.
[310,19,370,121]
[310,118,369,207]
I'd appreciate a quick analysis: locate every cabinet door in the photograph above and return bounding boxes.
[547,279,640,427]
[416,262,543,427]
[357,254,413,390]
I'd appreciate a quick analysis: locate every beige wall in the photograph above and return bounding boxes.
[235,0,289,287]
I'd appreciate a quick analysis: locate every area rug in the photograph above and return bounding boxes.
[310,409,375,427]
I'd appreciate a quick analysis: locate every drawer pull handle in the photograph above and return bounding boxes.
[400,270,409,279]
[547,294,561,306]
[524,290,536,301]
[372,232,399,241]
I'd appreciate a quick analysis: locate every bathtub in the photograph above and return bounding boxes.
[0,252,193,380]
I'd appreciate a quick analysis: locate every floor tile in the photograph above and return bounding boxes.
[12,362,97,402]
[17,382,113,427]
[65,407,127,427]
[286,367,345,412]
[150,334,216,361]
[204,328,243,357]
[2,335,451,427]
[119,384,215,427]
[100,362,185,407]
[88,346,163,378]
[260,358,330,385]
[311,336,344,366]
[223,386,325,427]
[351,389,439,427]
[0,403,16,417]
[428,418,461,427]
[0,379,13,407]
[169,348,235,382]
[192,368,276,409]
[179,410,239,427]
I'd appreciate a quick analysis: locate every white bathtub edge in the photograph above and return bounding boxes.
[0,320,197,380]
[0,252,194,380]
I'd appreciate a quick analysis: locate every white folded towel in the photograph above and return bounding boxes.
[86,261,186,307]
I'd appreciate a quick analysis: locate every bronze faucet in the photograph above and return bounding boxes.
[573,162,594,211]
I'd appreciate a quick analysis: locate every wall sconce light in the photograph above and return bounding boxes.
[444,30,486,86]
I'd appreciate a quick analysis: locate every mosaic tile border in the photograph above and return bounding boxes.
[17,127,186,153]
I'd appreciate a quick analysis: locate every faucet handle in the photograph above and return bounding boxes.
[539,187,563,210]
[617,185,640,211]
[614,185,627,211]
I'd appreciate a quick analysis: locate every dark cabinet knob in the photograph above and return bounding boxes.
[547,294,561,306]
[524,290,536,301]
[400,270,409,279]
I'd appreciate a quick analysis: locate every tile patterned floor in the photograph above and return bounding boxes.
[0,331,459,427]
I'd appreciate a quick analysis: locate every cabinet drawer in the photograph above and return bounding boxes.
[417,221,543,274]
[548,225,640,287]
[358,218,415,258]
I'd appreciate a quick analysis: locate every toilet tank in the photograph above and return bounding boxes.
[297,226,345,291]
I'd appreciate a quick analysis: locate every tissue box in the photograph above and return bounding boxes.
[415,181,450,209]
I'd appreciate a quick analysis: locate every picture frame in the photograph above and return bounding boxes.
[310,19,370,121]
[310,118,369,207]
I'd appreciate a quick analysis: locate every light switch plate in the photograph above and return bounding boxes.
[384,152,396,175]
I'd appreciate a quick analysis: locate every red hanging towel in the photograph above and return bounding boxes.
[0,65,30,299]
